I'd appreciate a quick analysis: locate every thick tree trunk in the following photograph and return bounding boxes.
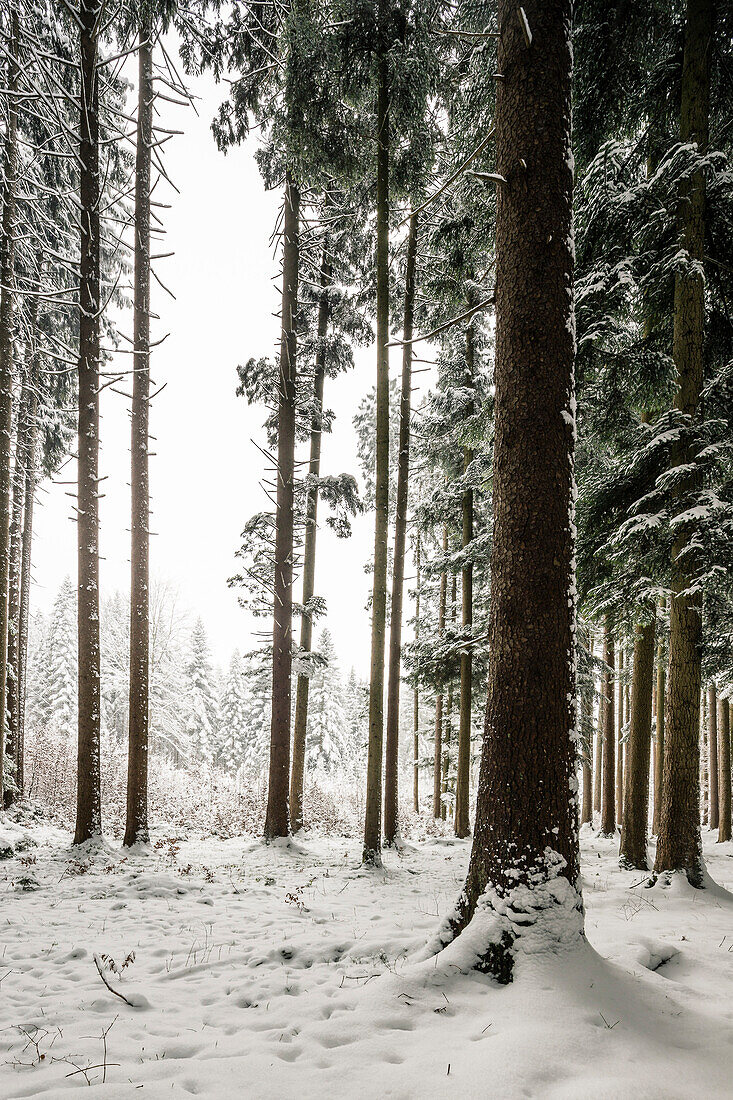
[708,683,718,829]
[264,172,299,841]
[290,246,331,833]
[384,213,418,846]
[124,23,153,847]
[600,624,616,836]
[363,25,390,866]
[413,530,421,812]
[619,617,656,868]
[454,318,475,839]
[580,688,593,825]
[0,9,19,806]
[433,534,448,819]
[74,0,103,844]
[652,600,666,833]
[654,0,713,885]
[718,698,731,844]
[442,0,581,979]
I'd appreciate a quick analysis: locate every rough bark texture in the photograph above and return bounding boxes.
[0,9,19,805]
[718,698,731,844]
[384,213,417,846]
[445,0,581,979]
[600,624,616,836]
[454,317,475,840]
[708,683,718,829]
[619,618,656,868]
[654,0,713,885]
[74,0,103,844]
[290,247,331,833]
[363,24,390,866]
[264,172,299,841]
[652,601,666,834]
[124,24,153,847]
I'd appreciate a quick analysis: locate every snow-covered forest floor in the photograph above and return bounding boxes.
[2,818,733,1099]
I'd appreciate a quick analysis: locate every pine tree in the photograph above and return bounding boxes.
[218,650,249,770]
[45,579,78,742]
[306,629,347,774]
[183,620,221,764]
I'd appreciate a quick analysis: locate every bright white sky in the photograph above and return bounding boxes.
[31,62,425,677]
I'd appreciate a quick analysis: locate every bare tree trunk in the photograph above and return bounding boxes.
[655,0,714,885]
[718,697,731,844]
[616,646,625,824]
[593,688,603,815]
[265,171,299,841]
[0,8,19,806]
[433,531,448,819]
[652,599,666,833]
[441,0,581,979]
[454,317,475,840]
[700,691,708,826]
[384,213,418,846]
[5,352,31,805]
[600,623,616,836]
[363,19,390,866]
[580,688,593,825]
[708,683,718,829]
[124,21,153,847]
[15,369,37,802]
[74,0,103,844]
[619,617,655,868]
[413,530,421,812]
[290,246,331,833]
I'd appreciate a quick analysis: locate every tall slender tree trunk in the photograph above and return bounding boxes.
[616,646,625,824]
[290,245,331,832]
[581,688,593,825]
[654,0,714,885]
[619,617,656,868]
[718,697,731,843]
[15,381,37,802]
[594,686,603,815]
[0,8,19,806]
[652,599,666,833]
[600,623,616,836]
[4,352,30,805]
[700,691,708,825]
[413,530,421,812]
[124,21,153,847]
[454,317,475,839]
[74,0,103,844]
[442,0,581,978]
[433,532,448,819]
[708,683,718,829]
[363,21,390,866]
[384,213,418,846]
[265,172,300,841]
